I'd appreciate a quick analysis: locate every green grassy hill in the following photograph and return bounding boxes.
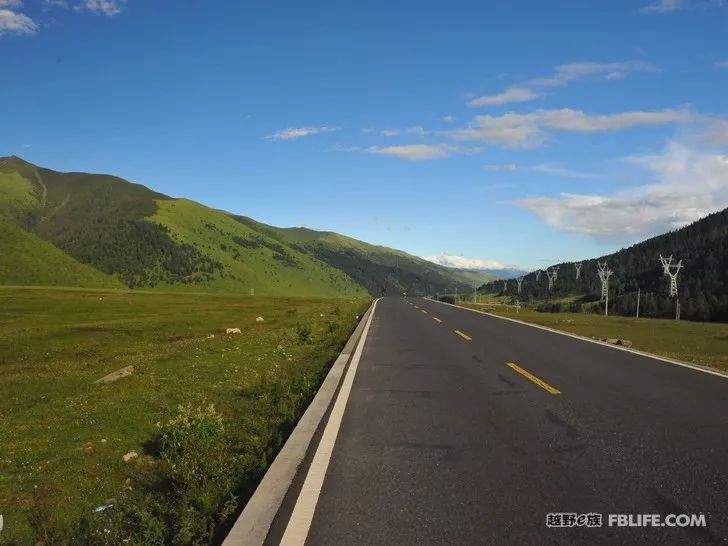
[235,216,496,296]
[0,155,492,296]
[0,220,122,288]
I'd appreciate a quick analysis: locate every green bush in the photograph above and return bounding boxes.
[296,324,311,344]
[160,404,236,511]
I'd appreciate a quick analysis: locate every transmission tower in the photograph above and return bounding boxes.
[546,266,558,291]
[574,262,583,280]
[597,262,614,315]
[659,254,674,276]
[535,269,542,282]
[662,257,684,320]
[516,276,524,294]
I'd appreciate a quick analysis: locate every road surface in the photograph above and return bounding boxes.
[268,297,728,545]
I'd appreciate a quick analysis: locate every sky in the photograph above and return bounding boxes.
[2,0,728,271]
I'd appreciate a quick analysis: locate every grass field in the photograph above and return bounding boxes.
[459,299,728,372]
[0,286,370,544]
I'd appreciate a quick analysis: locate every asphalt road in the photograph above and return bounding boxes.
[270,297,728,545]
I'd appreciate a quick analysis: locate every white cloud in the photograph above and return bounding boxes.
[642,0,687,11]
[0,0,23,8]
[367,143,460,161]
[74,0,126,15]
[467,87,538,108]
[532,61,659,87]
[715,60,728,69]
[423,253,513,270]
[0,8,36,34]
[448,108,691,148]
[642,0,726,12]
[515,141,728,242]
[266,126,339,141]
[483,163,517,172]
[530,164,596,179]
[468,61,657,110]
[380,125,429,137]
[442,115,455,123]
[699,118,728,146]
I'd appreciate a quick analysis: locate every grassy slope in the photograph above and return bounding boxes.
[0,221,122,288]
[0,171,38,225]
[0,156,491,297]
[0,286,370,543]
[460,299,728,372]
[149,199,367,297]
[237,217,495,296]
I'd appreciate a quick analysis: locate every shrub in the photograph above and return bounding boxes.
[296,325,311,344]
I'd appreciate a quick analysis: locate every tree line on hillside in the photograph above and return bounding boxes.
[481,208,728,322]
[59,219,223,288]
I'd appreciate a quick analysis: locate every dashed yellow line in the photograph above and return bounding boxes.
[507,362,562,395]
[432,317,442,323]
[454,330,472,341]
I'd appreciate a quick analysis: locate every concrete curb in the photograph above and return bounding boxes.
[428,298,728,380]
[222,302,375,545]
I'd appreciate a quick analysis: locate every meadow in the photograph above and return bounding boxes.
[0,286,369,544]
[460,298,728,372]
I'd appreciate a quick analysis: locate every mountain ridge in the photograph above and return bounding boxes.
[480,207,728,322]
[0,156,495,296]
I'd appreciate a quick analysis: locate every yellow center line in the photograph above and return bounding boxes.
[454,330,472,341]
[432,317,442,323]
[506,362,562,395]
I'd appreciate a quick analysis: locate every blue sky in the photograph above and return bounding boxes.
[2,0,728,270]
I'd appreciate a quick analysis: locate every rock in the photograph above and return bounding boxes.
[617,339,633,347]
[82,442,94,454]
[124,478,133,490]
[255,317,265,323]
[206,334,215,339]
[226,327,242,334]
[122,450,138,463]
[94,365,134,384]
[101,438,107,444]
[93,499,115,513]
[606,338,619,345]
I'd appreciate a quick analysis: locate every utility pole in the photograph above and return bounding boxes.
[597,262,613,316]
[516,276,524,294]
[546,267,558,291]
[636,287,641,319]
[575,262,582,280]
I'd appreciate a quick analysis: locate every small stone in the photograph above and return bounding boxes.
[82,442,94,454]
[255,317,265,323]
[618,339,633,347]
[101,438,107,444]
[206,334,215,339]
[606,338,619,344]
[226,327,242,334]
[122,451,138,463]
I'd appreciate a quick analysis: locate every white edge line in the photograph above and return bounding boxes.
[280,298,379,545]
[426,298,728,380]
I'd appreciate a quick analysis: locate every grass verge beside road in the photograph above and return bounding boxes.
[459,301,728,373]
[0,286,370,544]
